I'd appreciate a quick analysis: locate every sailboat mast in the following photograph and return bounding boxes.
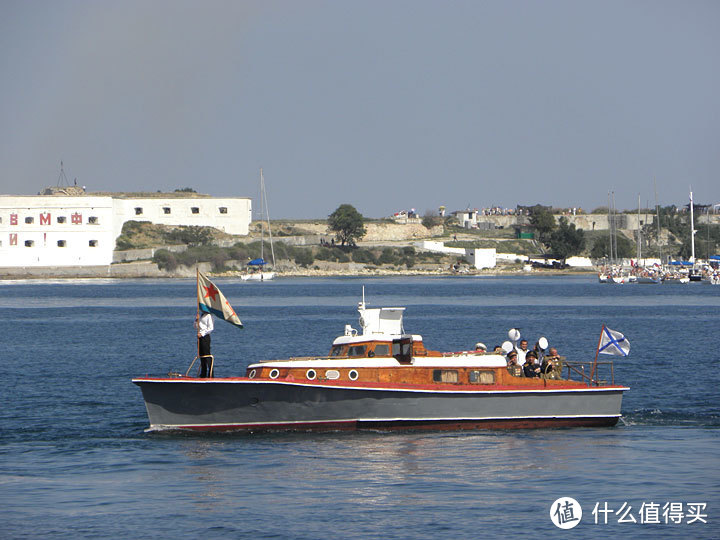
[690,190,695,264]
[654,177,663,264]
[259,168,265,262]
[262,169,276,267]
[637,194,641,263]
[607,192,613,266]
[611,191,618,263]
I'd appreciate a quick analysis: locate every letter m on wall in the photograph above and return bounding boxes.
[40,212,51,225]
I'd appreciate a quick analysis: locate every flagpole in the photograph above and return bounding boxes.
[590,324,604,386]
[196,267,200,375]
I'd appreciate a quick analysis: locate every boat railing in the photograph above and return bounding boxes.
[561,360,615,386]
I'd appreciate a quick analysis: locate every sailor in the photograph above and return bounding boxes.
[475,342,487,354]
[195,311,214,378]
[516,339,529,366]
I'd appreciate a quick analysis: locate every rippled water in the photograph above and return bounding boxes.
[1,275,719,539]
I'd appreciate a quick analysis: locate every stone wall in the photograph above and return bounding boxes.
[288,222,442,242]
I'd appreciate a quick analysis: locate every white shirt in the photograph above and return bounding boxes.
[516,348,527,366]
[195,313,214,337]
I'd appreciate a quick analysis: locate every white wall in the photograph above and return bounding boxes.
[0,194,252,267]
[0,196,115,266]
[113,197,251,236]
[466,248,497,269]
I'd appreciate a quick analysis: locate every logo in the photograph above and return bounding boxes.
[550,497,583,529]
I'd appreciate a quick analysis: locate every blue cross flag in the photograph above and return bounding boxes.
[598,326,630,357]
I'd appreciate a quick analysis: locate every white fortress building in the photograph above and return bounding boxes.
[0,190,251,267]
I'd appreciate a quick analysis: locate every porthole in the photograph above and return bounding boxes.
[306,369,317,380]
[269,369,280,379]
[349,369,359,381]
[248,369,256,379]
[325,370,340,380]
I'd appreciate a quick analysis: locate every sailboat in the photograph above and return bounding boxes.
[635,194,661,284]
[241,169,276,281]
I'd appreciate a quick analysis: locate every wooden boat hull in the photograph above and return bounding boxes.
[132,377,627,432]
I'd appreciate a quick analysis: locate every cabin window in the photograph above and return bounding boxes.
[433,370,459,383]
[135,207,143,215]
[219,207,228,214]
[348,345,367,357]
[469,370,495,384]
[191,207,200,214]
[348,369,359,381]
[89,240,98,247]
[373,344,390,356]
[88,216,98,224]
[330,345,345,357]
[57,240,66,247]
[25,216,34,224]
[57,216,66,224]
[25,240,34,247]
[163,207,171,214]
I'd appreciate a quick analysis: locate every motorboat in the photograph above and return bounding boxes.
[133,297,628,432]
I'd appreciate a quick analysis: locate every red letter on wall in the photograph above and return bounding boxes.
[40,212,51,225]
[9,234,17,245]
[10,213,18,226]
[71,212,82,224]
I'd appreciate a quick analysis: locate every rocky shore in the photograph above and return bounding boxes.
[0,260,593,280]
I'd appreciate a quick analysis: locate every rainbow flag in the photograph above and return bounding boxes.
[197,271,243,328]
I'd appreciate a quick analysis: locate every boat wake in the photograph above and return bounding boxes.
[622,407,720,427]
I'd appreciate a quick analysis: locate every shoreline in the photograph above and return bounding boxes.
[0,261,596,280]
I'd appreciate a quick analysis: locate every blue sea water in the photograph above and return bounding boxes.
[1,275,719,539]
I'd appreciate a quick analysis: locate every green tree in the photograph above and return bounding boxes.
[528,205,556,244]
[548,217,585,262]
[591,234,634,259]
[328,204,367,246]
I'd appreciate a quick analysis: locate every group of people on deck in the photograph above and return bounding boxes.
[474,339,561,379]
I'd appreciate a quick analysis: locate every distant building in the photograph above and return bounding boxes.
[0,192,251,267]
[452,208,479,228]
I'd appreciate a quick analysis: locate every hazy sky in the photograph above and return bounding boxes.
[1,1,718,219]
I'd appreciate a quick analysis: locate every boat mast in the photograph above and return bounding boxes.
[261,168,275,267]
[654,177,663,264]
[607,192,613,267]
[259,168,265,263]
[611,191,618,264]
[636,194,641,264]
[689,190,695,264]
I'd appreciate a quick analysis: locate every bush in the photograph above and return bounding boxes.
[378,248,399,265]
[153,249,178,271]
[166,226,213,246]
[352,249,377,264]
[294,250,315,267]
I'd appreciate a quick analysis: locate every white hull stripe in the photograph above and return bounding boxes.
[133,378,628,394]
[150,413,622,430]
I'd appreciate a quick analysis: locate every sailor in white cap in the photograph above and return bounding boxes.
[475,342,487,354]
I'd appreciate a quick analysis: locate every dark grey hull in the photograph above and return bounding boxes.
[133,378,627,432]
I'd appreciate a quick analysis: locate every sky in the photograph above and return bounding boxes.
[1,0,718,219]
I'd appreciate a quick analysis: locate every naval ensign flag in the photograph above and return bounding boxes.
[197,271,243,328]
[598,326,630,357]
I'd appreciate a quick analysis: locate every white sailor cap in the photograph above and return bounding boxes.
[475,342,487,350]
